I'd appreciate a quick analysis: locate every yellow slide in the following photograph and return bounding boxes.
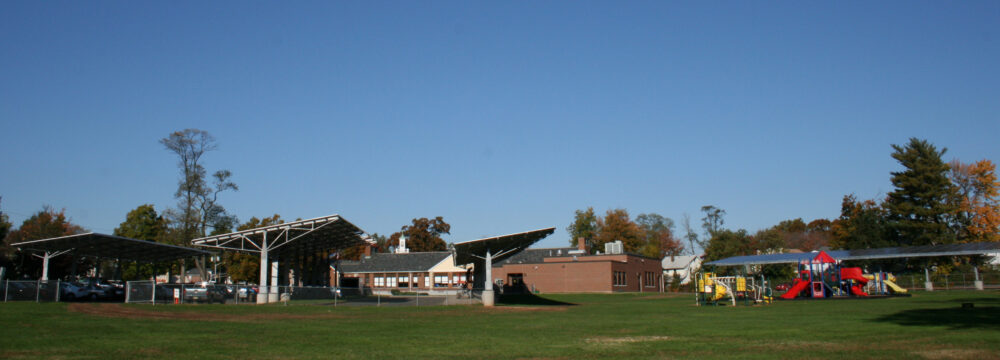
[883,279,908,294]
[712,284,728,301]
[863,274,908,294]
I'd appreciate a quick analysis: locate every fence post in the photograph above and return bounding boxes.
[3,279,7,302]
[36,279,41,303]
[56,280,60,302]
[152,281,156,306]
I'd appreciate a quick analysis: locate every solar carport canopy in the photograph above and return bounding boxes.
[705,242,1000,266]
[191,214,371,256]
[453,227,556,265]
[11,233,210,262]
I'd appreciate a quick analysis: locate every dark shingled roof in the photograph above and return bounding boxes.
[492,247,662,267]
[338,252,452,273]
[493,247,581,266]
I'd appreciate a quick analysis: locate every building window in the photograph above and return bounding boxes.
[374,276,385,287]
[387,276,397,288]
[399,275,409,288]
[434,275,448,288]
[613,271,627,286]
[645,272,657,287]
[424,276,431,288]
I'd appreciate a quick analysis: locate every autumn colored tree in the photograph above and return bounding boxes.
[566,207,598,247]
[0,198,14,273]
[635,213,684,258]
[703,227,790,278]
[387,217,450,252]
[830,195,893,250]
[950,159,1000,242]
[769,218,832,251]
[339,233,386,261]
[4,207,86,279]
[595,209,644,254]
[884,138,958,246]
[221,215,283,283]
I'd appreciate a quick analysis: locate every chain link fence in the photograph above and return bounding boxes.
[124,281,484,306]
[3,280,59,302]
[897,273,1000,291]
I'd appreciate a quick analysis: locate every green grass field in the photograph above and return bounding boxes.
[2,291,998,359]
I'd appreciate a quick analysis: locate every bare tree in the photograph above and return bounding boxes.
[681,213,702,255]
[161,129,237,281]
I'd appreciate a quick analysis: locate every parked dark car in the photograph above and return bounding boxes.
[183,282,226,304]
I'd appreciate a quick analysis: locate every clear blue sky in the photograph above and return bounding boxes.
[2,1,998,250]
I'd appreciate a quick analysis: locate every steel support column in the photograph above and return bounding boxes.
[257,233,269,304]
[482,250,495,307]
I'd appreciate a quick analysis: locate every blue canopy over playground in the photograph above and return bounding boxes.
[705,242,1000,266]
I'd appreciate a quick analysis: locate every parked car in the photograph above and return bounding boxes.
[80,283,110,301]
[59,282,90,301]
[183,282,226,304]
[89,279,125,300]
[238,286,258,300]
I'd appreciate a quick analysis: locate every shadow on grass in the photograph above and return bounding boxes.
[873,306,1000,330]
[497,293,576,306]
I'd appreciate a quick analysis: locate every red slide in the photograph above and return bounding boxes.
[840,267,869,296]
[779,279,810,299]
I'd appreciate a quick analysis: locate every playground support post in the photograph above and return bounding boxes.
[924,268,933,291]
[973,266,984,291]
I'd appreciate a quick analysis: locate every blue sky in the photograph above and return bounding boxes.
[2,1,998,250]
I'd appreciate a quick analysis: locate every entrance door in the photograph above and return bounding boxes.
[507,274,526,293]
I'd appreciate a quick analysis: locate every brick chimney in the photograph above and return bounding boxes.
[363,244,372,258]
[577,237,588,252]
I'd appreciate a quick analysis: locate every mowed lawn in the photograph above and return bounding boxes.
[1,291,998,359]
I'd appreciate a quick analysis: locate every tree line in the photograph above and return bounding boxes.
[567,138,998,277]
[0,128,453,282]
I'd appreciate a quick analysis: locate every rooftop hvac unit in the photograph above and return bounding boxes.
[605,240,623,255]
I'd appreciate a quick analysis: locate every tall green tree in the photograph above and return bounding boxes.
[388,217,450,252]
[566,207,598,247]
[113,204,167,242]
[700,205,726,239]
[113,204,169,280]
[884,138,958,246]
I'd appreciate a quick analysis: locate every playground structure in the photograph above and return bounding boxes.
[777,251,908,300]
[695,272,772,306]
